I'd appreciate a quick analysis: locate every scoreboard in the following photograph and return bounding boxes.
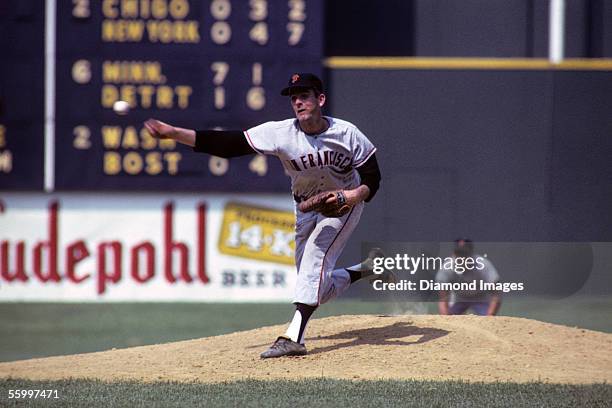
[0,0,323,191]
[0,1,46,191]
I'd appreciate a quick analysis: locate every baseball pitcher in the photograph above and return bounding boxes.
[144,73,383,358]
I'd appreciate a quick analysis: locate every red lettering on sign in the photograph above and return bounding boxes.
[1,241,27,282]
[33,201,60,282]
[98,242,122,294]
[131,241,155,283]
[0,200,211,296]
[197,203,209,283]
[164,202,191,283]
[66,240,90,283]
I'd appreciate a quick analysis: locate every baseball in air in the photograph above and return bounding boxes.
[113,100,130,115]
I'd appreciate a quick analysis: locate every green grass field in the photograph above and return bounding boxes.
[0,296,610,407]
[0,296,610,363]
[1,378,610,408]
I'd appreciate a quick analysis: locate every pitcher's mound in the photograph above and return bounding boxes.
[1,315,611,384]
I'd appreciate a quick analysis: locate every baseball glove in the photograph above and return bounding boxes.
[298,190,351,217]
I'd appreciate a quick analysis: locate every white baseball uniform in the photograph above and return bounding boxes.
[245,116,376,305]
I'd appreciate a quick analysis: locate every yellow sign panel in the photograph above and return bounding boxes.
[218,202,296,265]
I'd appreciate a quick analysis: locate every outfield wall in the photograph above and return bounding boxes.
[329,68,612,296]
[326,0,612,58]
[2,68,612,300]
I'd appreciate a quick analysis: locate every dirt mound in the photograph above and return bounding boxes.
[1,315,611,384]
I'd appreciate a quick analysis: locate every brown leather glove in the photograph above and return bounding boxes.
[298,190,351,217]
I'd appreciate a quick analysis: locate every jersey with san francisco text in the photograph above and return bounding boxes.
[244,117,376,202]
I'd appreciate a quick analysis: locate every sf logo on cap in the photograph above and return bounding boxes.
[291,74,300,83]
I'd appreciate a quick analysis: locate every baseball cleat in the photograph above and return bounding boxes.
[260,336,307,359]
[347,247,397,283]
[346,247,385,275]
[359,247,385,274]
[361,248,398,284]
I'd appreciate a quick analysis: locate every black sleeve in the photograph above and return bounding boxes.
[193,130,257,158]
[356,153,381,202]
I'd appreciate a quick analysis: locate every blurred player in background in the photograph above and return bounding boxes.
[436,239,502,316]
[144,73,383,358]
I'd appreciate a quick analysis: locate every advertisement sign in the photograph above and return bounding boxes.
[0,193,297,301]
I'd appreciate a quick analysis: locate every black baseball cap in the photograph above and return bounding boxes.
[280,73,323,96]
